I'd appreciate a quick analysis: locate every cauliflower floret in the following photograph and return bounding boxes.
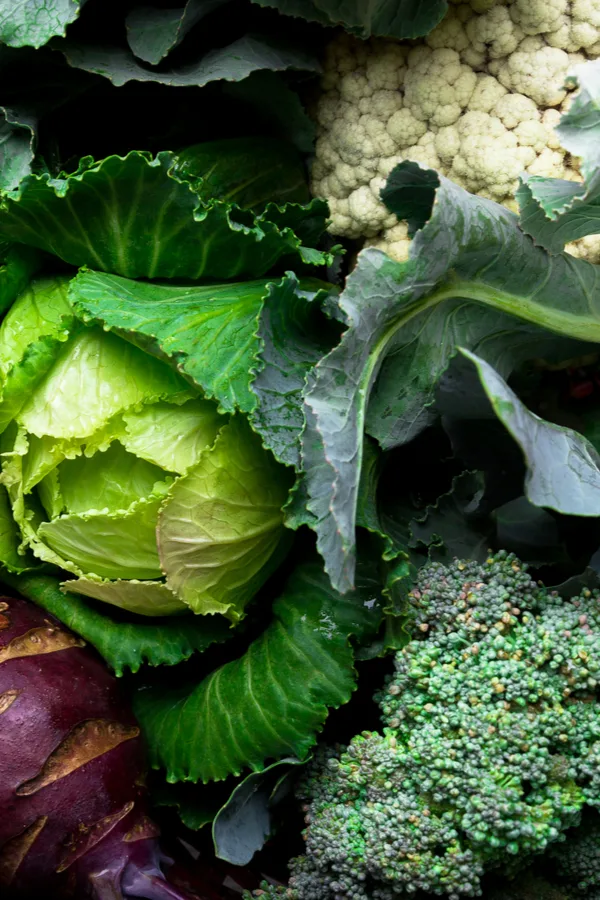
[509,0,568,35]
[312,1,600,259]
[545,1,600,52]
[426,6,472,53]
[403,47,478,126]
[494,91,539,127]
[565,233,600,262]
[346,182,396,237]
[468,73,508,111]
[450,110,534,197]
[363,40,407,90]
[494,36,571,105]
[406,132,442,170]
[465,5,524,61]
[366,221,412,262]
[526,146,569,176]
[386,108,428,147]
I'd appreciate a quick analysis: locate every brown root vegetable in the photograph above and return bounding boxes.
[0,594,191,900]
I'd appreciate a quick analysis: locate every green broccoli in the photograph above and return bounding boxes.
[550,812,600,897]
[257,552,600,900]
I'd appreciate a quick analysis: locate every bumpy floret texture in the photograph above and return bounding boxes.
[550,812,600,894]
[312,0,600,263]
[272,553,600,900]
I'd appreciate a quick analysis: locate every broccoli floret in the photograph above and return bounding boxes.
[272,552,600,900]
[551,812,600,895]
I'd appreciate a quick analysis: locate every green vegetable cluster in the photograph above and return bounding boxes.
[267,553,600,899]
[5,0,600,890]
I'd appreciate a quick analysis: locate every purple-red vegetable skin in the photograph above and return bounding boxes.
[0,595,190,900]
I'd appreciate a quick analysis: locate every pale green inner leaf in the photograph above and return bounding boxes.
[158,416,290,619]
[18,326,193,439]
[62,577,188,617]
[122,398,224,474]
[0,276,72,379]
[57,440,170,515]
[38,494,165,580]
[37,468,64,519]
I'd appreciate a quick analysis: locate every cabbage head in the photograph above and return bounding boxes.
[0,277,292,620]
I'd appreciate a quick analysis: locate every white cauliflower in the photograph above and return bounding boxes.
[312,0,600,264]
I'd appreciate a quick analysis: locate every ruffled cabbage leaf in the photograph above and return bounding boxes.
[133,560,383,782]
[0,144,332,280]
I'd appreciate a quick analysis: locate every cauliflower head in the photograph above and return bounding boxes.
[312,0,600,263]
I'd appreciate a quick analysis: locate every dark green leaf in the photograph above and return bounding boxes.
[302,161,600,592]
[493,496,566,567]
[152,781,228,830]
[126,0,229,65]
[409,471,492,563]
[0,152,329,279]
[356,436,407,563]
[60,34,320,87]
[171,137,310,208]
[0,570,231,676]
[517,60,600,251]
[250,277,339,467]
[0,0,84,48]
[0,242,41,315]
[70,271,331,445]
[133,561,383,782]
[248,0,448,39]
[223,71,316,154]
[460,349,600,517]
[212,758,305,865]
[0,107,36,190]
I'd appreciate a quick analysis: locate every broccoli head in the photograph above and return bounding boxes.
[265,552,600,900]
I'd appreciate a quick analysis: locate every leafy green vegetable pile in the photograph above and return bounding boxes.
[5,1,600,896]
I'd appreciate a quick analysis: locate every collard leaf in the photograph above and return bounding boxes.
[248,0,448,39]
[126,0,229,65]
[158,417,292,621]
[302,161,600,592]
[493,497,566,567]
[0,570,231,676]
[212,758,305,865]
[0,107,36,190]
[517,60,600,251]
[133,561,383,783]
[0,0,84,48]
[355,436,405,563]
[60,34,320,88]
[409,471,492,563]
[0,152,329,280]
[460,349,600,517]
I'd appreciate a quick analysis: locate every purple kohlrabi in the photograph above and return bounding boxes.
[0,594,193,900]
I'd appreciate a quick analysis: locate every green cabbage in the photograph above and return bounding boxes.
[0,276,292,620]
